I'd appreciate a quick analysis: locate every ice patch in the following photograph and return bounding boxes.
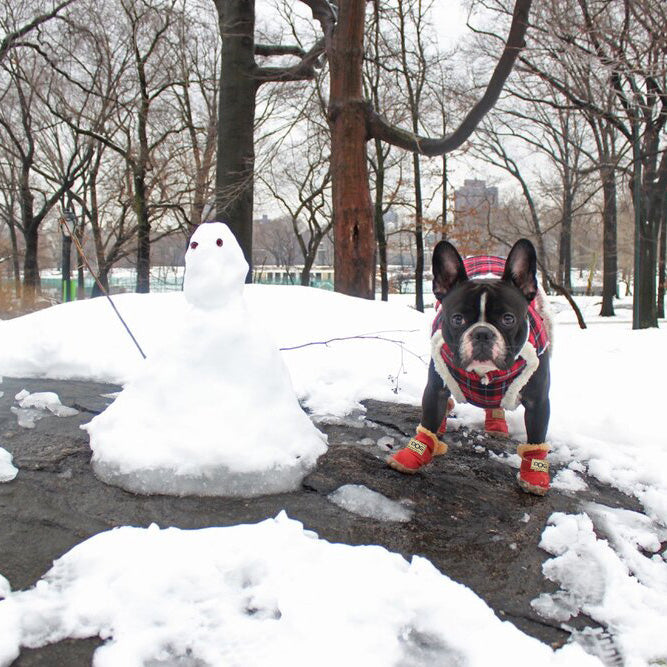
[328,484,413,522]
[532,511,667,664]
[0,514,599,666]
[9,391,79,429]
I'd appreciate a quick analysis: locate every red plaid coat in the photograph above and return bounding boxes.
[432,255,549,409]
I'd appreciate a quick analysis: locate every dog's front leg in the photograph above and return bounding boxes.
[517,357,551,495]
[387,361,450,474]
[421,361,450,434]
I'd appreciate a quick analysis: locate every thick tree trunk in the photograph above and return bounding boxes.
[413,152,424,312]
[373,138,389,301]
[214,0,256,279]
[600,166,617,316]
[7,216,21,298]
[20,168,39,300]
[23,223,39,299]
[135,172,151,293]
[634,219,658,328]
[329,0,375,299]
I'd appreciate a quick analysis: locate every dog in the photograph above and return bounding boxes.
[387,239,553,495]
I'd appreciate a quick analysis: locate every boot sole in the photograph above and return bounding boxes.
[517,474,548,496]
[386,457,422,474]
[485,430,509,438]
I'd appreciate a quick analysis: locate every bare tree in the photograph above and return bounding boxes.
[301,0,533,298]
[0,49,92,300]
[212,0,326,277]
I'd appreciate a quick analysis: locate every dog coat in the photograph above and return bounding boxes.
[431,255,550,410]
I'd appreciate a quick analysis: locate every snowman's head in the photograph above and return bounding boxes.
[184,222,248,309]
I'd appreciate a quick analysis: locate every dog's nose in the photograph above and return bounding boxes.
[472,326,494,343]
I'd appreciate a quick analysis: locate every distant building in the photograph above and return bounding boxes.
[452,179,501,256]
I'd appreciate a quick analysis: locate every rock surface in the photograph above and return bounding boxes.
[0,377,635,665]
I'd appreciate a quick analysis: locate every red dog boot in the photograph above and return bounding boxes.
[387,425,448,474]
[516,444,550,495]
[437,397,456,438]
[485,408,509,437]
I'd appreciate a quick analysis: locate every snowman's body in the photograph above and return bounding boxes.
[85,223,327,497]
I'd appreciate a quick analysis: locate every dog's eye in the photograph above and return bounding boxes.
[190,241,198,250]
[502,313,516,327]
[216,238,223,247]
[450,313,465,327]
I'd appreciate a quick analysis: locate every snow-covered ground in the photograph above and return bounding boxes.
[0,286,665,665]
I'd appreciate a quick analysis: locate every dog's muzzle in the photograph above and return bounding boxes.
[459,323,507,371]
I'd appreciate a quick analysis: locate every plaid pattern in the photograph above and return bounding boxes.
[432,255,549,409]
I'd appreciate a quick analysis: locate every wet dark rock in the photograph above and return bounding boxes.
[0,378,642,665]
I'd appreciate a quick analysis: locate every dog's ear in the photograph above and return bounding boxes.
[432,241,467,301]
[502,239,538,301]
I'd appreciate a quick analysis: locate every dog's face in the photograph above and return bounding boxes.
[433,240,538,373]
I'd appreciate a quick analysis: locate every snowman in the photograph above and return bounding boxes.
[85,222,327,497]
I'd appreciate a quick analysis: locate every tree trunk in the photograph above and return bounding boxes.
[329,0,375,299]
[413,152,424,312]
[7,216,21,298]
[373,138,389,301]
[23,222,39,299]
[92,266,110,297]
[658,193,666,319]
[20,166,39,300]
[214,0,256,279]
[300,250,316,286]
[600,165,617,316]
[135,172,151,293]
[558,187,572,290]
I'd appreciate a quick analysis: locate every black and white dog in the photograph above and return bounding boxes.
[387,239,553,495]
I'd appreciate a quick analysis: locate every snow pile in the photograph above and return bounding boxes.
[0,448,17,483]
[328,484,413,522]
[532,510,667,664]
[0,513,597,667]
[551,468,588,493]
[10,390,79,429]
[0,288,430,417]
[84,223,326,497]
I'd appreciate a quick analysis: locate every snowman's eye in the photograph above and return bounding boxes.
[216,238,223,247]
[190,241,198,249]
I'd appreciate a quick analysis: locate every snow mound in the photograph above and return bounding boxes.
[0,448,17,483]
[532,510,667,664]
[84,223,326,497]
[328,484,413,522]
[0,513,598,667]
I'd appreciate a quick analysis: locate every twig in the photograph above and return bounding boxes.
[60,216,147,359]
[280,331,429,366]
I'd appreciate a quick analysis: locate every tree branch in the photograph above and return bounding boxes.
[365,0,533,155]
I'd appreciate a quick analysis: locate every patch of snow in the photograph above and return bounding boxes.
[521,513,531,523]
[9,391,78,429]
[488,451,521,469]
[0,514,599,667]
[84,224,327,497]
[376,435,395,450]
[17,392,78,417]
[328,484,413,522]
[0,448,17,483]
[552,469,588,492]
[532,512,667,664]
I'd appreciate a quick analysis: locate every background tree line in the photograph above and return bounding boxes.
[0,0,664,329]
